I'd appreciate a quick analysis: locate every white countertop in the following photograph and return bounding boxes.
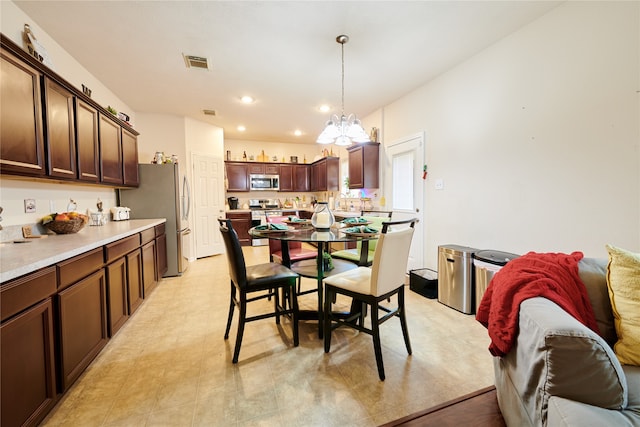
[0,219,165,283]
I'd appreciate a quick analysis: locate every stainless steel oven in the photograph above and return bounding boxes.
[249,199,281,246]
[249,174,279,191]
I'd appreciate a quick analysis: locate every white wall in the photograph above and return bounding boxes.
[371,1,639,268]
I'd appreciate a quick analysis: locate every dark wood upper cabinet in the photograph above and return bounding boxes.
[347,142,379,189]
[75,99,100,183]
[121,128,139,187]
[294,164,310,192]
[225,162,249,191]
[279,164,294,191]
[0,34,140,187]
[0,47,45,176]
[99,114,123,185]
[44,77,77,179]
[312,157,339,192]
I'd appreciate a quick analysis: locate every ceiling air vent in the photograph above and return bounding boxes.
[202,109,217,116]
[183,54,210,70]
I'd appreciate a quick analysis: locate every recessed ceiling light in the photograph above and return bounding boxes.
[319,105,331,113]
[237,125,246,132]
[240,96,254,104]
[294,130,302,136]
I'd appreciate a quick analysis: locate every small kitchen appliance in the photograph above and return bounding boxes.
[227,197,239,210]
[111,206,130,221]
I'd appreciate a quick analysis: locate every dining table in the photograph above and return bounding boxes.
[249,223,380,338]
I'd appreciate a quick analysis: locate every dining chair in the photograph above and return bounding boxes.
[323,218,417,380]
[218,218,300,363]
[331,210,393,266]
[265,213,317,265]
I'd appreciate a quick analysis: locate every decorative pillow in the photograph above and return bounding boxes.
[606,244,640,365]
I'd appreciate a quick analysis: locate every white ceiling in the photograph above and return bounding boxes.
[14,1,561,144]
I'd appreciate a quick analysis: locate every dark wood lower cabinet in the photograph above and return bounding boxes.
[141,240,157,296]
[57,269,108,391]
[106,257,129,336]
[1,298,57,427]
[126,249,144,314]
[155,233,168,278]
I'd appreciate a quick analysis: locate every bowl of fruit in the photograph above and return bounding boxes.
[41,212,89,234]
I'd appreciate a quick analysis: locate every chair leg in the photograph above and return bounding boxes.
[398,287,412,355]
[224,282,235,340]
[324,287,333,353]
[232,295,247,363]
[274,286,281,324]
[371,300,385,381]
[291,278,300,346]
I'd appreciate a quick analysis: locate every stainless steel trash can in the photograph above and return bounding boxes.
[437,245,478,314]
[473,250,520,309]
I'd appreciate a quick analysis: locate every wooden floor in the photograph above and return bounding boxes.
[380,386,506,427]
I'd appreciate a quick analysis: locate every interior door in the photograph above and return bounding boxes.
[386,133,425,272]
[193,153,225,258]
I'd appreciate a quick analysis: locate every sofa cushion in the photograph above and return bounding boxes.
[578,257,617,346]
[547,396,640,427]
[606,244,640,366]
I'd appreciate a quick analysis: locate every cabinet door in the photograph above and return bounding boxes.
[293,165,310,192]
[248,163,265,174]
[106,258,129,336]
[264,164,279,174]
[279,164,293,191]
[44,78,76,179]
[348,143,379,189]
[99,114,123,184]
[1,298,57,427]
[0,48,46,176]
[58,269,108,391]
[225,162,249,191]
[122,128,139,187]
[141,240,157,297]
[75,99,100,182]
[226,212,251,246]
[126,249,144,314]
[155,234,168,278]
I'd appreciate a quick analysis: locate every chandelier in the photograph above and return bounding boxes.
[317,35,370,146]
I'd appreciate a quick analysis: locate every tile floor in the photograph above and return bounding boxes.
[41,246,495,426]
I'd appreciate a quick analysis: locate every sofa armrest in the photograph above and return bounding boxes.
[497,297,628,425]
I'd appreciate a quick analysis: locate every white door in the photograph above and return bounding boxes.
[193,153,225,258]
[386,133,425,272]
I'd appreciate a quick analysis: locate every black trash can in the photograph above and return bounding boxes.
[409,268,438,299]
[473,250,520,309]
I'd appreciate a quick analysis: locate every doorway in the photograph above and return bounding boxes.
[192,153,225,258]
[386,133,425,272]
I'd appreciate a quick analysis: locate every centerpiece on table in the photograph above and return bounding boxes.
[311,201,334,231]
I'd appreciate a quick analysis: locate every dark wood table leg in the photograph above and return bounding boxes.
[316,242,325,339]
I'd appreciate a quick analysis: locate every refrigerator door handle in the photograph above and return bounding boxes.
[182,176,191,220]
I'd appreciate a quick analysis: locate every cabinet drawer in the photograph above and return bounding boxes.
[140,228,155,245]
[58,248,104,290]
[155,222,166,237]
[1,266,56,322]
[105,234,140,263]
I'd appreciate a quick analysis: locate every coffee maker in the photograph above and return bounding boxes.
[227,197,239,210]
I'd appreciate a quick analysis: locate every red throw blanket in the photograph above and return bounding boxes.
[476,251,599,357]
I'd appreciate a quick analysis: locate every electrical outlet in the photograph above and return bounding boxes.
[24,199,36,213]
[435,179,444,190]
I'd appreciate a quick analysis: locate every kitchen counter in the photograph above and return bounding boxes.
[0,219,165,283]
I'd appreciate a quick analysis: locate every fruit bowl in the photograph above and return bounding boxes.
[41,212,88,234]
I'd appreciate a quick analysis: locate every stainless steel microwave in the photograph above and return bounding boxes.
[249,174,279,191]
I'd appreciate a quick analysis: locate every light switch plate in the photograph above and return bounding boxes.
[24,199,36,213]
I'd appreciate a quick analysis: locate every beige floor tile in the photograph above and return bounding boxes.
[40,246,495,426]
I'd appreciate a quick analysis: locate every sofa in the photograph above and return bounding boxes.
[488,253,640,426]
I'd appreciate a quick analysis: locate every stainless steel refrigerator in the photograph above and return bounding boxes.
[118,163,191,276]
